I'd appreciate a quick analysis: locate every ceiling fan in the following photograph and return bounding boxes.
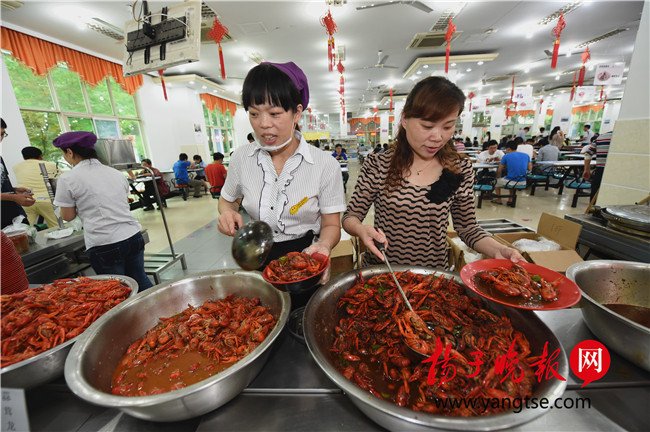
[356,1,433,13]
[356,50,399,70]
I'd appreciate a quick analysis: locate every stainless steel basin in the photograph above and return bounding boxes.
[304,266,568,431]
[64,270,290,422]
[566,260,650,372]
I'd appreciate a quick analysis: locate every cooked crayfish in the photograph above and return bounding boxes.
[111,295,276,397]
[475,264,559,302]
[264,252,321,282]
[331,271,535,416]
[1,277,131,368]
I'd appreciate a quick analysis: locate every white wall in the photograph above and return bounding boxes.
[135,76,209,170]
[600,101,621,134]
[550,93,573,136]
[1,57,32,184]
[232,107,251,151]
[489,106,506,140]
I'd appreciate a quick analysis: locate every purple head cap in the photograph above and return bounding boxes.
[263,61,310,109]
[53,131,97,149]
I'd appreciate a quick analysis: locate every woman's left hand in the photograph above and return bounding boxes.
[494,246,525,262]
[303,242,331,285]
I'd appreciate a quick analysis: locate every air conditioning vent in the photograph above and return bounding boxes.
[200,2,216,19]
[483,75,511,83]
[87,18,124,41]
[407,31,462,49]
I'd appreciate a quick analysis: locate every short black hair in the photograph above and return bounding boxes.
[584,124,591,129]
[242,63,302,112]
[213,152,224,161]
[513,136,524,145]
[21,146,42,159]
[66,144,98,160]
[335,144,342,148]
[247,133,254,142]
[141,158,152,165]
[540,127,545,132]
[488,140,498,147]
[506,141,518,151]
[524,126,530,131]
[179,153,188,161]
[193,154,202,162]
[0,118,6,129]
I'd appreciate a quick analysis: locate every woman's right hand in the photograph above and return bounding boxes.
[359,225,388,261]
[218,209,244,236]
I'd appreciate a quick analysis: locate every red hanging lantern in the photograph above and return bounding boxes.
[389,88,394,113]
[551,13,566,69]
[444,18,457,73]
[208,17,229,80]
[321,9,338,72]
[577,47,591,86]
[158,70,168,101]
[337,60,345,96]
[539,97,544,114]
[570,71,577,101]
[467,91,475,112]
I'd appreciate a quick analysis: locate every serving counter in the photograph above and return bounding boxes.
[21,309,650,431]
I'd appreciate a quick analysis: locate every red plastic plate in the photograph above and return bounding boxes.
[460,259,581,310]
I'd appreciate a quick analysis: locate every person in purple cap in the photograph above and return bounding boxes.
[218,62,346,277]
[52,131,153,290]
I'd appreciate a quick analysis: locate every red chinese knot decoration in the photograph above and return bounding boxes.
[570,71,577,101]
[389,87,394,113]
[578,47,591,86]
[321,9,338,72]
[551,13,566,69]
[445,18,457,73]
[158,70,168,101]
[467,91,476,111]
[208,17,229,80]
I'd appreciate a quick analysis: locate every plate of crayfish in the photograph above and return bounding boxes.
[262,251,329,293]
[460,259,581,310]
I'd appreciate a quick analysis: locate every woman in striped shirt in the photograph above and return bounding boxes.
[343,77,523,269]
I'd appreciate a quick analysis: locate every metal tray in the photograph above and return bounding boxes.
[304,266,568,431]
[602,205,650,233]
[0,275,139,389]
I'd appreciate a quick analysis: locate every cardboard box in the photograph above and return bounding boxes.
[330,232,354,276]
[447,231,485,271]
[494,213,583,273]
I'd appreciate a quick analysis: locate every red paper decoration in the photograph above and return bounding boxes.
[467,91,475,111]
[578,47,591,86]
[158,70,168,101]
[570,71,577,101]
[510,76,515,103]
[599,85,605,101]
[445,18,457,73]
[389,88,394,112]
[551,13,566,69]
[321,9,338,72]
[208,17,229,80]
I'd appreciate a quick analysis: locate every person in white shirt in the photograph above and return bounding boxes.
[580,124,595,144]
[515,137,536,160]
[218,62,345,268]
[517,126,530,140]
[477,140,505,164]
[52,132,152,290]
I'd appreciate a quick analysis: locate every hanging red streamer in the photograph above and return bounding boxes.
[307,107,313,127]
[577,47,591,86]
[551,13,566,69]
[445,18,457,73]
[389,88,394,112]
[510,76,515,103]
[570,71,577,101]
[321,9,338,72]
[337,60,345,96]
[158,70,168,101]
[208,17,229,80]
[467,91,475,111]
[599,85,605,101]
[539,98,544,114]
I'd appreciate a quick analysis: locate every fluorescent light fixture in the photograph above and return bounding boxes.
[466,68,472,72]
[477,61,484,65]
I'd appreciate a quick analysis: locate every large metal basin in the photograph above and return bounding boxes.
[64,270,290,422]
[304,266,568,431]
[0,275,138,389]
[566,260,650,372]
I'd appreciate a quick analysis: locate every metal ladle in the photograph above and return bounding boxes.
[376,241,435,357]
[231,221,274,271]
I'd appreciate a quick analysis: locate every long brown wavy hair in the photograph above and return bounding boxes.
[385,76,466,192]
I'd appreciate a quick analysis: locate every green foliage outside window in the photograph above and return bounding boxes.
[109,78,137,118]
[3,55,54,109]
[86,80,114,115]
[120,120,146,159]
[50,66,86,113]
[20,111,62,162]
[68,117,95,132]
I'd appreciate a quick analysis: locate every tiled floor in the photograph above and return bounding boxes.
[134,159,590,282]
